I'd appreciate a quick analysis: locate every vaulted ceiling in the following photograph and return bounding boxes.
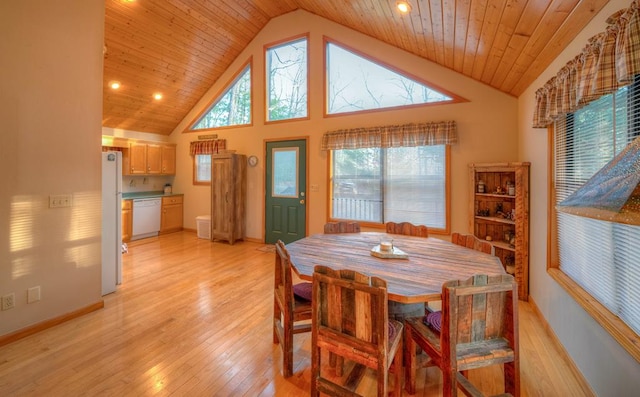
[103,0,610,135]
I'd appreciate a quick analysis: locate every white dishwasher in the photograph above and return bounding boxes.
[132,198,162,240]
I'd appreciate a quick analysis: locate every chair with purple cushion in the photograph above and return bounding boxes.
[404,274,520,396]
[273,239,312,377]
[311,265,403,396]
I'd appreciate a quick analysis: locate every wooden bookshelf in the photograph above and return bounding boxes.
[469,162,530,300]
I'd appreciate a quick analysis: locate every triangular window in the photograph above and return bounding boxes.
[191,61,251,130]
[326,40,458,115]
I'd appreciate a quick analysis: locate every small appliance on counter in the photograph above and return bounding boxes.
[164,183,172,194]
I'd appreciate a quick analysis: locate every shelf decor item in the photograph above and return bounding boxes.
[469,162,530,300]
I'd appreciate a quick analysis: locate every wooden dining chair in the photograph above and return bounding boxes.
[323,221,361,234]
[451,232,494,255]
[385,221,429,237]
[273,240,313,378]
[311,265,403,397]
[404,274,520,396]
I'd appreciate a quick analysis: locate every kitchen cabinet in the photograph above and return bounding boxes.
[161,145,176,174]
[122,199,132,242]
[160,195,183,233]
[123,141,176,175]
[146,144,162,174]
[469,162,530,300]
[211,153,246,244]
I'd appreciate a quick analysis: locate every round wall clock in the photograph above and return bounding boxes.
[247,155,258,167]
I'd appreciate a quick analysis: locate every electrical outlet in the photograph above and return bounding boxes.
[1,293,15,311]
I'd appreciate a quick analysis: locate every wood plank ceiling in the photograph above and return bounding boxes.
[103,0,611,135]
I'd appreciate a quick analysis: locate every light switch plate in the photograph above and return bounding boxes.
[28,286,41,303]
[49,194,72,208]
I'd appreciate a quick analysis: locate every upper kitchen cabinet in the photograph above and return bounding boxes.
[123,141,176,175]
[161,145,176,174]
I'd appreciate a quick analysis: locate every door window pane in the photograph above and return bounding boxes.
[272,148,299,197]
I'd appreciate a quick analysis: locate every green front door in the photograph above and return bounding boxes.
[265,139,307,244]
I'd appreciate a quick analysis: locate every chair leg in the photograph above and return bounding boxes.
[404,325,417,394]
[310,337,320,397]
[393,337,403,397]
[377,362,389,397]
[282,316,293,378]
[504,361,520,397]
[273,300,280,344]
[442,368,457,397]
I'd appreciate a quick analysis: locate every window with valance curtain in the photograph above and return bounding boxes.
[189,139,226,155]
[540,0,640,361]
[322,121,457,233]
[533,2,640,128]
[190,139,227,185]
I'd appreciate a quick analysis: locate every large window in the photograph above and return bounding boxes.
[265,36,308,122]
[330,145,447,231]
[326,40,457,115]
[190,61,252,130]
[552,78,640,354]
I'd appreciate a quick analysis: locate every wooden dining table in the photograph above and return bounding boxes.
[286,232,506,304]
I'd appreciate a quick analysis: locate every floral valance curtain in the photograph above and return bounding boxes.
[321,121,457,150]
[533,1,640,128]
[189,139,226,155]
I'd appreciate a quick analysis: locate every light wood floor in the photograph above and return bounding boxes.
[0,232,593,396]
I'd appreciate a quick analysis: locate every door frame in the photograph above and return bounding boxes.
[262,136,309,243]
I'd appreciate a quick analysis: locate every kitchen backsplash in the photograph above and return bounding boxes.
[123,175,174,193]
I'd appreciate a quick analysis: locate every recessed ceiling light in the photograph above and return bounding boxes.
[109,81,121,90]
[153,93,163,100]
[396,0,411,14]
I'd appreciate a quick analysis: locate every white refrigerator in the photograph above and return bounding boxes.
[102,151,123,295]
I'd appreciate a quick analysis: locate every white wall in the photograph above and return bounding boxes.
[0,1,104,335]
[170,10,519,240]
[518,0,640,395]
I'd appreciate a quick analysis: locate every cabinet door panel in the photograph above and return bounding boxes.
[162,145,176,174]
[128,143,147,174]
[146,144,162,174]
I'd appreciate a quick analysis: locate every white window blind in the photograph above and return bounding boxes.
[330,145,447,230]
[554,79,640,335]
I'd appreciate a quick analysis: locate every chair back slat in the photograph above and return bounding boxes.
[444,274,517,359]
[385,222,429,237]
[404,273,519,396]
[311,265,403,396]
[451,232,494,255]
[324,221,361,234]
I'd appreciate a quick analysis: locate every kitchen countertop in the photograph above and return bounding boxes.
[123,191,183,200]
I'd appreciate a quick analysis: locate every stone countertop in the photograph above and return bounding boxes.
[122,191,183,200]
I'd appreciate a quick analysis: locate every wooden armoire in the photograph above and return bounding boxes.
[210,153,246,244]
